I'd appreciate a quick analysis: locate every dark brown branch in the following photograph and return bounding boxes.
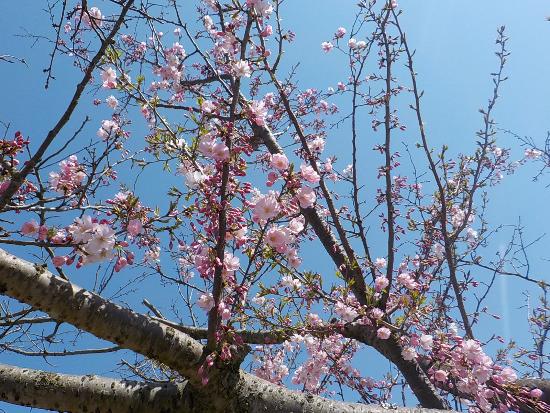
[0,248,455,412]
[0,0,135,211]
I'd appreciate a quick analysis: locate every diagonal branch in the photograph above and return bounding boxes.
[252,124,447,409]
[0,248,456,412]
[0,0,135,211]
[0,248,204,381]
[252,123,368,305]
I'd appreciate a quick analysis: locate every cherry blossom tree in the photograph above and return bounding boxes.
[0,1,548,412]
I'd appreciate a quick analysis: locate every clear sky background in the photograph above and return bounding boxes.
[0,1,549,412]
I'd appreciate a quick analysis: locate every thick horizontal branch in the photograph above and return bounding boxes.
[222,371,453,413]
[152,318,550,410]
[0,248,458,412]
[0,364,456,413]
[0,363,193,413]
[0,248,204,381]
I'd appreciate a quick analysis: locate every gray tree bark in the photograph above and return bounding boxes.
[0,363,193,413]
[0,248,544,413]
[0,362,453,413]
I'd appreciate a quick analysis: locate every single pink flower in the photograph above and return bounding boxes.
[377,327,391,340]
[296,186,316,208]
[21,220,39,235]
[52,256,67,267]
[434,370,448,382]
[127,219,143,237]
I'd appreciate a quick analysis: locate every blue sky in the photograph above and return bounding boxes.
[0,1,549,412]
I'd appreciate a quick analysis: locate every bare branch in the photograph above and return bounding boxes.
[0,0,135,211]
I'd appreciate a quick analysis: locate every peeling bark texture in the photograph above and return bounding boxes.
[0,363,193,413]
[220,370,453,413]
[0,248,204,382]
[0,363,453,413]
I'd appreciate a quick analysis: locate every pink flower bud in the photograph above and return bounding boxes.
[530,388,543,399]
[52,256,67,267]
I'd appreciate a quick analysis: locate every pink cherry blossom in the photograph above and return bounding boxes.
[232,60,252,78]
[281,275,301,290]
[101,67,117,89]
[82,7,103,28]
[530,388,543,399]
[462,339,484,362]
[434,370,448,382]
[198,293,215,312]
[308,137,325,154]
[374,257,387,268]
[288,216,305,234]
[499,367,517,383]
[212,142,230,162]
[97,119,119,140]
[401,347,417,361]
[21,220,39,235]
[321,42,334,53]
[296,186,316,208]
[261,25,273,37]
[250,100,268,126]
[254,349,289,384]
[335,27,346,38]
[377,327,391,340]
[266,226,290,251]
[271,154,289,171]
[127,219,143,237]
[38,225,48,241]
[201,100,216,114]
[105,95,118,109]
[253,192,280,222]
[397,272,418,290]
[525,148,542,159]
[52,256,67,267]
[334,301,359,322]
[419,334,433,350]
[49,155,86,194]
[370,308,384,320]
[374,276,389,292]
[223,252,240,277]
[246,0,273,17]
[300,164,320,184]
[285,248,302,268]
